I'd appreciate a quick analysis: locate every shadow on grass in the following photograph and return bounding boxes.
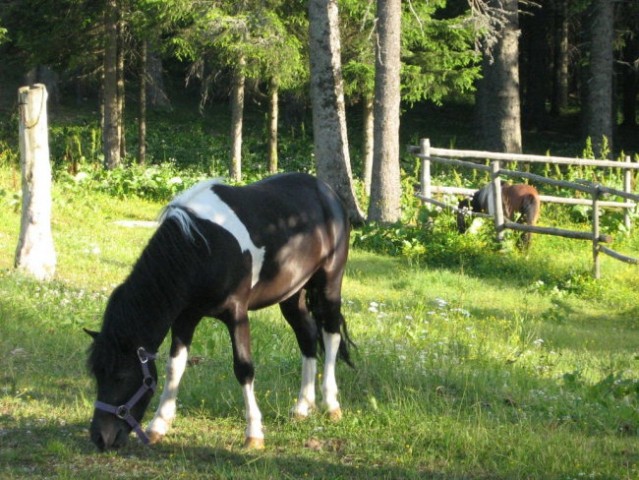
[0,418,450,480]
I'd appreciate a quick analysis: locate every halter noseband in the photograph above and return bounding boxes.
[94,347,157,445]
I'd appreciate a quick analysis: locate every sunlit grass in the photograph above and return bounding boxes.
[1,165,639,479]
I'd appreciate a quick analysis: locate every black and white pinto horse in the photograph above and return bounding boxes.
[457,182,541,249]
[86,172,353,451]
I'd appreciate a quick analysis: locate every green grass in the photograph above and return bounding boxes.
[1,165,639,479]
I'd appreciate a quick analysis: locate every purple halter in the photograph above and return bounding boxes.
[94,347,157,445]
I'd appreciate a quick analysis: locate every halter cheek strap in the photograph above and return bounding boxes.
[94,347,157,445]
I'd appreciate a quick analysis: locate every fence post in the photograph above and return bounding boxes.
[490,161,504,243]
[592,185,601,279]
[420,138,431,204]
[624,155,632,231]
[15,84,56,281]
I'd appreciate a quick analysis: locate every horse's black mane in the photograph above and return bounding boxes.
[88,212,207,375]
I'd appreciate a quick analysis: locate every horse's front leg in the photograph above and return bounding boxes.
[280,292,318,419]
[146,337,189,444]
[226,311,264,449]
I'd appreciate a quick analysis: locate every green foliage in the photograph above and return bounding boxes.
[340,0,480,106]
[178,0,307,97]
[57,162,207,201]
[401,5,480,105]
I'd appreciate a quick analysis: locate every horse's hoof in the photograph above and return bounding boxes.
[291,404,315,420]
[327,408,342,422]
[244,437,265,449]
[146,431,164,445]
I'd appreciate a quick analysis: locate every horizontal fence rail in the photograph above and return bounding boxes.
[411,138,639,278]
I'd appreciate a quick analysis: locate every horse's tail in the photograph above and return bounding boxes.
[334,312,355,368]
[521,193,541,226]
[519,192,541,249]
[306,287,356,369]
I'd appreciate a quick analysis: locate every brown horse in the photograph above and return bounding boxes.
[457,183,541,249]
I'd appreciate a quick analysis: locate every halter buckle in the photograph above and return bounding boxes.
[115,405,130,420]
[137,347,152,364]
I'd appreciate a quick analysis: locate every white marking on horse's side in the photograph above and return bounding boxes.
[147,343,189,438]
[164,180,265,287]
[321,330,341,414]
[292,356,317,417]
[242,380,264,440]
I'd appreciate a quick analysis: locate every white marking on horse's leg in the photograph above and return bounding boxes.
[292,356,316,418]
[321,330,341,417]
[147,343,188,440]
[242,380,264,445]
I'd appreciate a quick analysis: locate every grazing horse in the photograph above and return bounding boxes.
[86,172,353,451]
[457,182,541,249]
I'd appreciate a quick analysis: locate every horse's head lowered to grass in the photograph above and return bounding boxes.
[86,325,158,450]
[457,182,541,250]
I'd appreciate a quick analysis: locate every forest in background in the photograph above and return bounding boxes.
[0,0,638,220]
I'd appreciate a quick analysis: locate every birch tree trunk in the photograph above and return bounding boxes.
[103,0,120,169]
[368,0,401,223]
[268,77,279,174]
[362,94,374,196]
[117,17,126,159]
[138,39,147,164]
[230,55,245,182]
[148,44,171,109]
[15,84,56,281]
[308,0,364,223]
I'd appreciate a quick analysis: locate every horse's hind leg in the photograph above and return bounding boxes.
[280,290,318,418]
[309,270,349,421]
[147,313,201,444]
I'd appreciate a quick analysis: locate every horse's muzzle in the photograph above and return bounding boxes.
[90,413,130,451]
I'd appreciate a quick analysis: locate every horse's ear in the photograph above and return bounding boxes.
[83,328,99,340]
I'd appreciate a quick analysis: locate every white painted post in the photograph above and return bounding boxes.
[491,161,504,243]
[592,185,600,279]
[624,155,632,231]
[420,138,431,205]
[15,84,56,281]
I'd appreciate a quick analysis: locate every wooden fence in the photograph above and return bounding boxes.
[411,138,639,278]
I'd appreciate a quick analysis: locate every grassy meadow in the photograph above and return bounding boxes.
[1,160,639,480]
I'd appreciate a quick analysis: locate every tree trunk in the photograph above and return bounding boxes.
[368,0,401,223]
[362,94,374,196]
[620,33,638,128]
[584,0,615,157]
[308,0,364,224]
[476,0,522,153]
[117,16,126,160]
[138,39,147,164]
[15,84,56,281]
[103,0,120,169]
[230,55,245,182]
[521,4,548,130]
[147,44,171,109]
[551,0,569,115]
[268,77,279,174]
